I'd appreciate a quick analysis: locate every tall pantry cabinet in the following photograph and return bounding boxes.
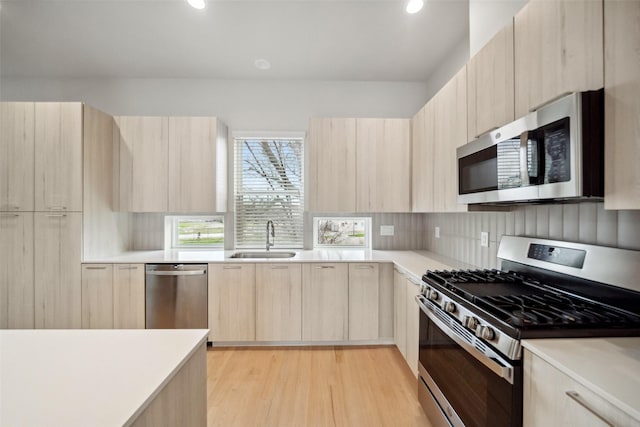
[0,102,84,329]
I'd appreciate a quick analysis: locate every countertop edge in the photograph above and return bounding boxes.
[122,331,209,427]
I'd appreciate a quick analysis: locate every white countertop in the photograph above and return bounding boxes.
[522,337,640,421]
[83,249,472,282]
[0,329,208,427]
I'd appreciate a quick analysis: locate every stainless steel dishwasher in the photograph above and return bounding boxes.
[145,264,207,329]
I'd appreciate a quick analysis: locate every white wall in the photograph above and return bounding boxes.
[421,36,470,106]
[469,0,528,57]
[0,77,429,131]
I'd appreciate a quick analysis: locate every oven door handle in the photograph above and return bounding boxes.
[416,295,515,384]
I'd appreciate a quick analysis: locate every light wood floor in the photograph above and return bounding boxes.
[206,346,431,427]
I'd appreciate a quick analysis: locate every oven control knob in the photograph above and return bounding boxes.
[427,289,439,301]
[463,316,478,330]
[442,301,456,313]
[476,325,495,341]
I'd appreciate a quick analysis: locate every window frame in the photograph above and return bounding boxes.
[313,217,372,249]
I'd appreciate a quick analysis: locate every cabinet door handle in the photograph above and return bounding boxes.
[0,213,19,217]
[0,205,19,210]
[45,214,67,217]
[85,266,107,270]
[270,266,289,270]
[315,265,335,269]
[564,391,614,427]
[223,266,242,270]
[47,206,67,211]
[118,266,138,270]
[474,126,499,139]
[354,265,374,269]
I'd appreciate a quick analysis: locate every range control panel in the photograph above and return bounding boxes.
[527,244,586,269]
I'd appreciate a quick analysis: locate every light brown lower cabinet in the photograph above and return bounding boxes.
[113,264,145,329]
[393,268,407,358]
[523,349,639,427]
[302,263,349,341]
[0,212,34,329]
[34,212,82,329]
[405,278,421,378]
[348,263,379,340]
[255,263,302,341]
[208,263,256,342]
[81,264,114,329]
[81,263,146,329]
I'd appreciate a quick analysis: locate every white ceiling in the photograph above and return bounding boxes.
[0,0,469,82]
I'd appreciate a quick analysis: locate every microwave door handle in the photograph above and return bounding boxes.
[520,132,530,186]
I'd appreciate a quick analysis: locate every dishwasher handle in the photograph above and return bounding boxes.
[146,269,206,276]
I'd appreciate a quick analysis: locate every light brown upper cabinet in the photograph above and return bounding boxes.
[115,116,227,213]
[432,67,468,213]
[412,102,435,212]
[604,0,640,210]
[168,117,227,213]
[356,118,410,212]
[467,21,515,141]
[514,0,604,117]
[115,116,169,212]
[307,118,357,212]
[0,103,34,212]
[34,102,83,212]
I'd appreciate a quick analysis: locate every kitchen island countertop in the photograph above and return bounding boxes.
[0,329,208,427]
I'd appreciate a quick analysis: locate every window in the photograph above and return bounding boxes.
[167,216,224,249]
[313,217,371,249]
[234,133,304,248]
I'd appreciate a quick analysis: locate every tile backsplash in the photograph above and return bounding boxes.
[424,202,640,269]
[130,203,640,270]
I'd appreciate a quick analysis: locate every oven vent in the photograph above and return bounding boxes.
[475,341,488,353]
[450,320,474,344]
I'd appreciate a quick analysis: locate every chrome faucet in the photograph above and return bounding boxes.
[266,220,275,251]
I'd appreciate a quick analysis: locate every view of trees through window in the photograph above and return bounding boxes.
[316,218,369,247]
[235,138,304,248]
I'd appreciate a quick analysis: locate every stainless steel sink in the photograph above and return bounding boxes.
[229,251,296,259]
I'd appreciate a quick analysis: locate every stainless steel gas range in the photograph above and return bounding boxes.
[416,236,640,427]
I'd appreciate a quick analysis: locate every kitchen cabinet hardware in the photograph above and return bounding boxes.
[564,391,614,427]
[46,206,67,210]
[269,265,289,270]
[44,214,67,217]
[118,266,138,270]
[315,265,336,269]
[529,91,572,113]
[0,205,20,210]
[222,265,242,270]
[474,126,499,140]
[0,213,20,217]
[354,265,374,269]
[85,266,107,270]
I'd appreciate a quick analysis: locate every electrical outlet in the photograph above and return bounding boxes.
[435,226,440,239]
[380,225,395,236]
[480,231,489,247]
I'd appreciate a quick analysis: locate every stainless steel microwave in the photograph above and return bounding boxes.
[457,90,604,205]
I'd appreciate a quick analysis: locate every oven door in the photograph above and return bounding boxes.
[416,296,522,427]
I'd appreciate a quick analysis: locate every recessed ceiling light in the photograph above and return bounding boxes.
[187,0,206,10]
[406,0,424,14]
[254,59,271,71]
